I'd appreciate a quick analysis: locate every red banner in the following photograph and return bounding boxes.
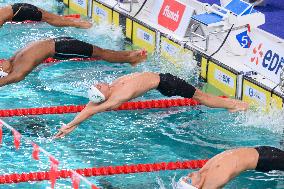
[158,0,186,31]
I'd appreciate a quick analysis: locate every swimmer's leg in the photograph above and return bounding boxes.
[40,8,92,29]
[92,46,147,66]
[192,89,249,112]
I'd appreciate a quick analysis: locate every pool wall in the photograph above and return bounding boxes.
[59,0,284,110]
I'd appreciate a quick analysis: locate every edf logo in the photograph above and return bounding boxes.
[262,50,284,75]
[250,43,284,76]
[222,75,231,84]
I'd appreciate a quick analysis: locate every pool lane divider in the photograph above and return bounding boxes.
[0,159,208,184]
[0,57,101,65]
[0,98,204,117]
[0,120,99,189]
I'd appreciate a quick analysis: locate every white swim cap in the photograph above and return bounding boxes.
[176,177,198,189]
[0,68,8,78]
[88,85,106,103]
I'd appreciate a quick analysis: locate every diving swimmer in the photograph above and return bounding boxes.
[0,3,92,28]
[0,37,147,87]
[55,72,249,138]
[179,146,284,189]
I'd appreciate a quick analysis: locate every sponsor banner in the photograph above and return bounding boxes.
[161,37,181,62]
[137,28,154,44]
[70,0,88,15]
[92,2,112,24]
[214,69,235,88]
[242,80,269,106]
[72,0,87,8]
[160,36,193,65]
[152,0,194,37]
[133,22,155,52]
[207,63,236,97]
[244,33,284,84]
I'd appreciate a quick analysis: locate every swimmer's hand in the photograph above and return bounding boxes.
[54,123,78,138]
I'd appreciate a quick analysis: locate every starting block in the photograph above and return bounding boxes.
[189,0,265,52]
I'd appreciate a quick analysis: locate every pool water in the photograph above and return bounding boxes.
[0,0,283,189]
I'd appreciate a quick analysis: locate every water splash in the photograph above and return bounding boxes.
[87,22,124,46]
[156,174,186,189]
[234,104,284,134]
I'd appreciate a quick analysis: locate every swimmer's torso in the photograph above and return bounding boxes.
[110,72,160,101]
[10,39,55,75]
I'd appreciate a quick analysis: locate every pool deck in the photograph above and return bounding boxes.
[198,0,284,39]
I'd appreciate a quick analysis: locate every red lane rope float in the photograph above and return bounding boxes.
[0,57,101,65]
[0,159,208,184]
[43,57,101,63]
[0,98,200,117]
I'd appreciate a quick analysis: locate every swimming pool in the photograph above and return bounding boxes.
[0,0,283,188]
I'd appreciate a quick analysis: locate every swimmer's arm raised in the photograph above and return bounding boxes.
[54,99,121,138]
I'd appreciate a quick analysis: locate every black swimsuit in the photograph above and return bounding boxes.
[255,146,284,172]
[12,3,42,22]
[157,73,196,98]
[53,37,94,60]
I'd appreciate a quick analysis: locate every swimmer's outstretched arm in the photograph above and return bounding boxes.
[54,99,120,138]
[0,72,25,87]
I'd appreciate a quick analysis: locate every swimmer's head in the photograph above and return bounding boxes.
[177,176,199,189]
[185,172,202,188]
[88,83,110,103]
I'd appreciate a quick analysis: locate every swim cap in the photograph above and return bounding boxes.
[176,177,198,189]
[0,68,8,78]
[88,85,106,103]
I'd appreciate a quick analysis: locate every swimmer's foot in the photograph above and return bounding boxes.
[76,21,93,29]
[129,49,147,66]
[228,101,249,112]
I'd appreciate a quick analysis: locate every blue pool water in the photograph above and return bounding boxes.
[0,0,283,189]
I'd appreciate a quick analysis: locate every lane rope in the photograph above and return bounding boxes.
[0,56,101,65]
[0,159,208,184]
[0,98,201,117]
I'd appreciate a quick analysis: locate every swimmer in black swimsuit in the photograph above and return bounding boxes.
[55,72,248,138]
[183,146,284,189]
[0,37,147,87]
[0,3,92,28]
